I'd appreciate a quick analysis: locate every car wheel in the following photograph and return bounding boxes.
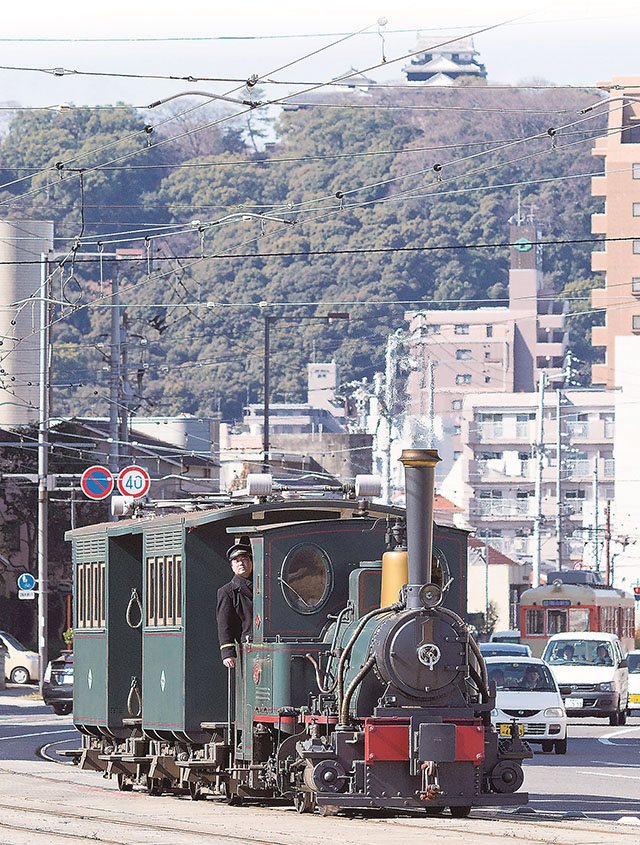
[618,709,627,725]
[554,738,567,754]
[609,711,620,726]
[541,740,554,753]
[52,703,72,716]
[10,666,29,685]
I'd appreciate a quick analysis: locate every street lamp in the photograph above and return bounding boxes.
[261,311,349,473]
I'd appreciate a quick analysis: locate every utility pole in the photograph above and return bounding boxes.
[37,253,50,691]
[556,388,563,570]
[120,309,130,462]
[532,372,547,587]
[593,457,599,572]
[109,262,121,477]
[263,313,271,474]
[485,537,490,627]
[604,500,611,586]
[426,359,435,448]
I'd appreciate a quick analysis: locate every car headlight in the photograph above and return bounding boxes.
[599,682,613,691]
[543,707,565,718]
[491,709,498,717]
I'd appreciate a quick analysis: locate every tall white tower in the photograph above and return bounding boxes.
[0,220,54,427]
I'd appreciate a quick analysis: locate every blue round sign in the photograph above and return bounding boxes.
[80,465,115,500]
[17,573,36,591]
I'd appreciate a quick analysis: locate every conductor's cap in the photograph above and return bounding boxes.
[226,542,252,563]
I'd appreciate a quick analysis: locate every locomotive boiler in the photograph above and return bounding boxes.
[66,448,529,816]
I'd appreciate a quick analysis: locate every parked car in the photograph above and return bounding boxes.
[480,642,532,658]
[542,632,629,725]
[42,652,73,715]
[485,656,567,754]
[490,630,521,644]
[627,649,640,713]
[0,631,39,684]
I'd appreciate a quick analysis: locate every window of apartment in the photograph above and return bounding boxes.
[456,373,472,385]
[425,324,441,335]
[484,351,491,359]
[454,324,470,335]
[633,315,640,333]
[453,425,461,435]
[484,376,491,383]
[634,240,640,255]
[565,489,587,500]
[634,202,640,217]
[486,325,493,337]
[479,490,502,499]
[477,528,502,538]
[633,163,640,179]
[453,450,462,460]
[632,278,640,295]
[456,349,471,360]
[451,399,463,410]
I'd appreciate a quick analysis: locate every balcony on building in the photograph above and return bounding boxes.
[591,250,608,272]
[591,175,607,199]
[591,213,607,234]
[472,498,533,519]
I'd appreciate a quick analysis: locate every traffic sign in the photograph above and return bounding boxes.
[17,572,36,591]
[18,590,35,600]
[117,465,151,499]
[80,465,115,500]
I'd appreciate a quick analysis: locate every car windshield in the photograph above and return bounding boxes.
[628,654,640,674]
[543,639,615,666]
[487,661,557,692]
[0,632,27,651]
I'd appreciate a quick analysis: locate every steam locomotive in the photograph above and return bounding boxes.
[66,449,529,816]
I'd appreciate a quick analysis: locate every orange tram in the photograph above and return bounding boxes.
[519,570,635,657]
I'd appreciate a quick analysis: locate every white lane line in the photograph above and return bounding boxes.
[0,729,76,741]
[577,770,640,780]
[598,727,640,745]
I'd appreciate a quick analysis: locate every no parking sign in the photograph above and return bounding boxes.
[117,465,151,498]
[80,465,115,500]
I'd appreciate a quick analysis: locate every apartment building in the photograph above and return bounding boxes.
[590,77,640,387]
[402,223,567,480]
[442,390,615,570]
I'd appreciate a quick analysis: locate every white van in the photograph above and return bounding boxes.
[542,632,628,725]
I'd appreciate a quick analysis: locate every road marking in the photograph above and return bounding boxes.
[598,726,640,745]
[0,729,76,741]
[578,770,640,780]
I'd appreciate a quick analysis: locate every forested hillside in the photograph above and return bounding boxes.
[0,84,606,420]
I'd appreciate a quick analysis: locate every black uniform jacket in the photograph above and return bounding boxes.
[216,574,253,660]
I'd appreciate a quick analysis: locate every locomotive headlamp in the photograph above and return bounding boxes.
[247,473,273,497]
[354,474,382,499]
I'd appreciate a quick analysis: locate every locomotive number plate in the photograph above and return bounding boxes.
[565,698,583,708]
[498,723,524,737]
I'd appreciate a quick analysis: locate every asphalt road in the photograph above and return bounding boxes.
[1,685,640,844]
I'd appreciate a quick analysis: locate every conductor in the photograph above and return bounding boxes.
[217,541,254,669]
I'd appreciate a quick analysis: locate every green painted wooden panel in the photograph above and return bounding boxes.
[73,633,107,724]
[142,632,184,730]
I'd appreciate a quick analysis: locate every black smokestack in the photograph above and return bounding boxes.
[400,449,441,609]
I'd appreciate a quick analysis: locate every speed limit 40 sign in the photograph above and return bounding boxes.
[117,465,151,498]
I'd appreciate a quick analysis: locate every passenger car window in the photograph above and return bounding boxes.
[280,543,333,614]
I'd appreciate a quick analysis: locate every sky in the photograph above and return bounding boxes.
[0,1,639,109]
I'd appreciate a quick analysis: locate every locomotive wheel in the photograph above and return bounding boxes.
[116,773,133,792]
[146,777,164,796]
[223,781,244,806]
[189,782,205,801]
[295,791,315,814]
[450,806,471,818]
[317,804,340,817]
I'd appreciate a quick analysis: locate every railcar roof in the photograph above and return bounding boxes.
[65,498,409,539]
